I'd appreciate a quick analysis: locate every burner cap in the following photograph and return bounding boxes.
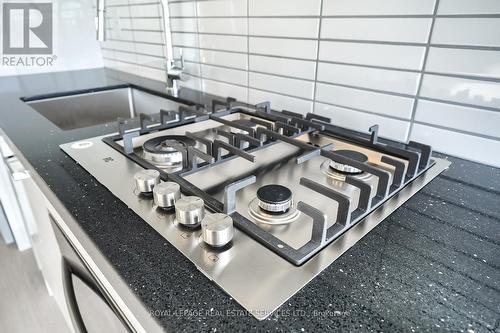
[142,135,196,167]
[329,150,368,174]
[143,135,196,153]
[257,184,293,213]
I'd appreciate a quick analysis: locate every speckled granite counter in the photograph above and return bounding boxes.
[0,69,498,332]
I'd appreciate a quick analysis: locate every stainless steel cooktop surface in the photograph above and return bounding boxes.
[61,102,450,320]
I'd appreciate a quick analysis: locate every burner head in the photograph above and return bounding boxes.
[142,135,195,167]
[257,184,293,213]
[329,150,368,175]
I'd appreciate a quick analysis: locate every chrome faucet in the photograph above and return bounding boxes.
[160,0,185,97]
[95,0,106,41]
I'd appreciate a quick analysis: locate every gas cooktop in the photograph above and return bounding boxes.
[60,99,450,320]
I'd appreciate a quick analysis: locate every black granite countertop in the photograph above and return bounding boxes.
[0,68,498,332]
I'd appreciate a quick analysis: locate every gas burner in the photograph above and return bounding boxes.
[257,184,293,212]
[142,135,195,169]
[328,150,368,175]
[249,185,299,225]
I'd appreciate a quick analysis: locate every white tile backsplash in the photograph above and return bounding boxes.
[315,83,414,119]
[410,124,500,167]
[322,0,436,15]
[317,62,421,95]
[103,0,500,167]
[249,89,313,115]
[249,18,320,39]
[420,75,500,109]
[172,32,199,47]
[200,50,247,70]
[197,0,247,17]
[321,18,432,43]
[249,37,318,60]
[249,55,316,80]
[203,79,248,101]
[198,18,247,35]
[201,64,247,86]
[432,18,500,47]
[249,0,321,16]
[415,100,500,139]
[438,0,500,14]
[168,2,196,17]
[319,41,425,70]
[315,102,410,141]
[199,35,248,53]
[426,48,500,79]
[170,18,197,32]
[249,72,315,100]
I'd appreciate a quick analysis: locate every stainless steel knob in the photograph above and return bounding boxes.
[134,169,160,193]
[153,182,181,208]
[201,213,233,248]
[175,196,205,227]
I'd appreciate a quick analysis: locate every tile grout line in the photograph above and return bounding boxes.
[246,0,250,104]
[312,0,324,115]
[407,0,441,142]
[194,0,203,92]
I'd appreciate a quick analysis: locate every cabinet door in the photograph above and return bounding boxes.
[50,215,131,333]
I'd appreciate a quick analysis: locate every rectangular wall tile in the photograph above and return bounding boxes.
[201,64,247,86]
[249,18,319,39]
[315,102,410,141]
[169,2,196,17]
[196,0,247,17]
[426,48,500,79]
[200,50,247,70]
[249,37,318,60]
[321,18,432,43]
[317,62,421,95]
[315,83,414,119]
[249,0,321,16]
[202,79,248,102]
[199,35,247,53]
[249,55,316,80]
[249,72,314,100]
[322,0,436,15]
[319,41,425,70]
[249,89,313,114]
[198,18,247,35]
[170,18,197,32]
[438,0,500,14]
[172,32,199,47]
[410,124,500,167]
[432,18,500,47]
[420,74,500,109]
[415,100,500,139]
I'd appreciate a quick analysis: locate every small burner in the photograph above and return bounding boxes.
[329,150,368,175]
[257,184,293,213]
[142,135,195,167]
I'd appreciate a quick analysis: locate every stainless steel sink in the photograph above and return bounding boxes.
[26,87,189,130]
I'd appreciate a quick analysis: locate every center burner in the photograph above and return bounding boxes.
[249,184,300,225]
[142,135,195,169]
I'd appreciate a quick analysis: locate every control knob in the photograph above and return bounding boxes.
[153,182,181,208]
[201,213,234,248]
[175,196,205,227]
[134,169,160,194]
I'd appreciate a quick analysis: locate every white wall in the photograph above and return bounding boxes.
[0,0,103,76]
[102,0,500,167]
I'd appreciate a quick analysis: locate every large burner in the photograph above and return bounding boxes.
[329,150,368,175]
[142,135,195,167]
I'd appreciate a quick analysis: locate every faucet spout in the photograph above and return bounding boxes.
[160,0,185,97]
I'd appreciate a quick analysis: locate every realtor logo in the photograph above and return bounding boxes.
[2,2,53,54]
